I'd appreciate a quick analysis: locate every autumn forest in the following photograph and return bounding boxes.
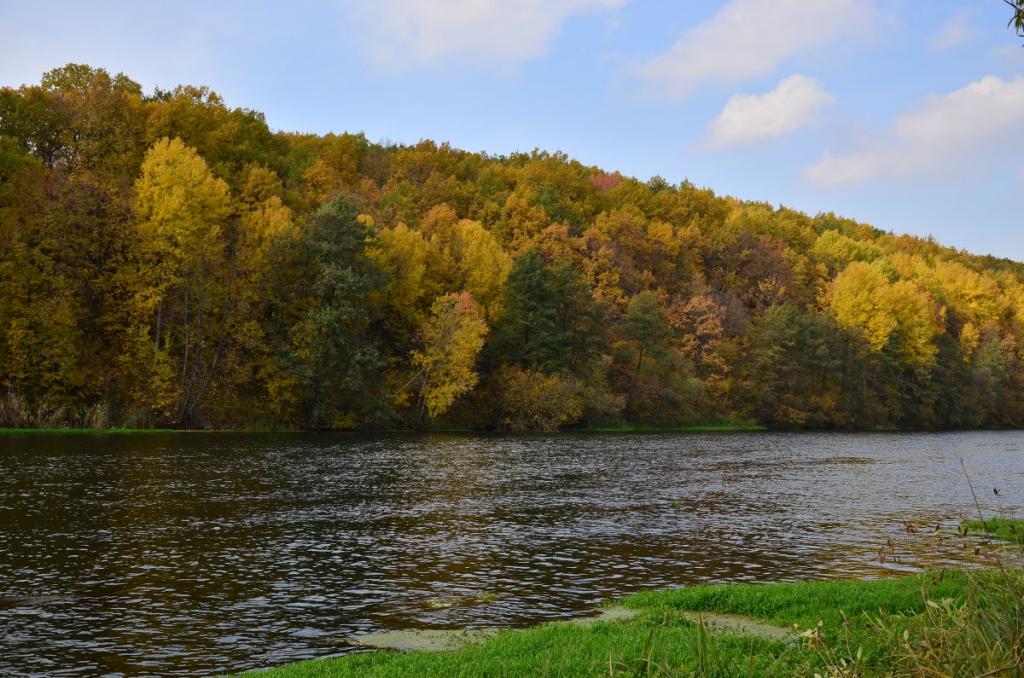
[2,64,1023,432]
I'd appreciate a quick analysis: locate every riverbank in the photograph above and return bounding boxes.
[8,423,1024,436]
[252,520,1024,676]
[964,517,1024,546]
[248,564,1023,677]
[0,422,768,435]
[0,427,179,435]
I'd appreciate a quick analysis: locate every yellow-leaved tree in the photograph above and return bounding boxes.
[812,229,882,273]
[409,292,488,421]
[888,254,1004,357]
[829,261,940,367]
[425,209,512,321]
[237,163,297,267]
[132,137,232,425]
[219,163,300,422]
[368,223,433,327]
[444,219,512,320]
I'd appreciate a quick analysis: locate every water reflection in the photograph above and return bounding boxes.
[0,431,1021,675]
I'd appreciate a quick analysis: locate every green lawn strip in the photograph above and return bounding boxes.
[246,574,971,678]
[624,574,970,669]
[251,621,786,678]
[962,517,1024,546]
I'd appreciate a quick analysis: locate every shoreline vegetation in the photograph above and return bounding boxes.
[963,517,1024,547]
[8,423,1024,435]
[0,423,768,435]
[5,65,1024,434]
[0,427,180,435]
[246,519,1024,677]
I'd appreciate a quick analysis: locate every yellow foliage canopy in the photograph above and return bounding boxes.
[410,292,489,418]
[133,137,231,282]
[830,261,940,366]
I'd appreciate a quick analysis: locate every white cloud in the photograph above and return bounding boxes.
[805,75,1024,185]
[634,0,873,98]
[341,0,626,68]
[705,75,834,148]
[929,13,977,50]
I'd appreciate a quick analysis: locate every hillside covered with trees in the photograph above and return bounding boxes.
[2,65,1023,431]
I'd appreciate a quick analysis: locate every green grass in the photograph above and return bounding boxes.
[0,427,178,435]
[962,517,1024,546]
[247,572,989,677]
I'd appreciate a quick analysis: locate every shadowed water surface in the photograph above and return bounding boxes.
[0,431,1022,675]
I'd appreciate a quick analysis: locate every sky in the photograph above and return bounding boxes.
[2,0,1023,260]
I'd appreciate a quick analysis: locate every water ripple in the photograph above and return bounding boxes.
[0,431,1021,675]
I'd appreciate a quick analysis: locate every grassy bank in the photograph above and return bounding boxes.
[963,517,1024,547]
[247,568,1023,677]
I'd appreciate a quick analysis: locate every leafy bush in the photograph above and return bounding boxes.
[495,366,584,431]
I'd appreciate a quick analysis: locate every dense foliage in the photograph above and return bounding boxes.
[3,65,1024,431]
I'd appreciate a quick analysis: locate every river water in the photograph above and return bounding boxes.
[0,431,1021,676]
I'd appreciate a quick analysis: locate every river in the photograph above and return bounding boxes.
[0,431,1021,675]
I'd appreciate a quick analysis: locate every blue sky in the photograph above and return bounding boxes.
[3,0,1023,260]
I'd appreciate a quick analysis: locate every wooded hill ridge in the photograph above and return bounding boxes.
[2,64,1023,431]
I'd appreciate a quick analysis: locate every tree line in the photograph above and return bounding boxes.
[2,64,1023,431]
